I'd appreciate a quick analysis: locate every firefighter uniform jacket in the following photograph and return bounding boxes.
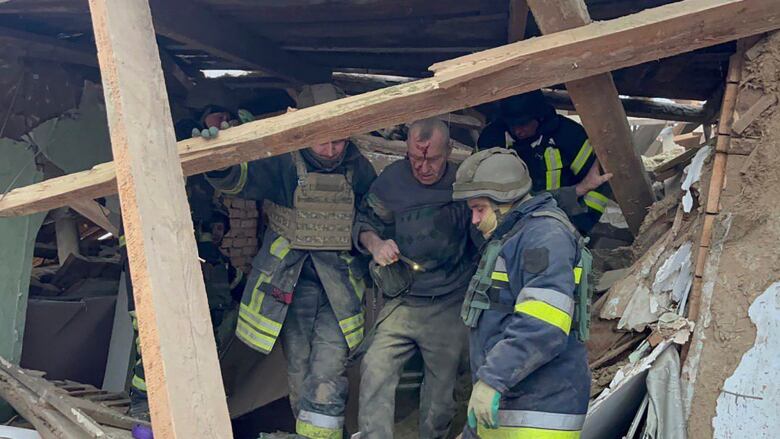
[206,143,377,355]
[478,114,610,234]
[464,194,590,438]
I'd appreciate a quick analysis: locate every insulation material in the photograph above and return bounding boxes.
[0,138,45,364]
[681,146,711,212]
[712,282,780,438]
[601,229,694,331]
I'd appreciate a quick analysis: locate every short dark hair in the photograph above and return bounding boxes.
[408,118,450,150]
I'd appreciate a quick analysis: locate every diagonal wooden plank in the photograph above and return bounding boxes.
[1,0,779,217]
[526,0,655,234]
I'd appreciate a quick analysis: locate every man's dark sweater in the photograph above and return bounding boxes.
[353,159,476,298]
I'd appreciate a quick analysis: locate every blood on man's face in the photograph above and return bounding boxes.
[407,130,449,185]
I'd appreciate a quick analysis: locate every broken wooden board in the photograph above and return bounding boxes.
[731,93,777,134]
[2,0,780,217]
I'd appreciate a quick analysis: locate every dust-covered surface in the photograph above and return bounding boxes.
[685,31,780,439]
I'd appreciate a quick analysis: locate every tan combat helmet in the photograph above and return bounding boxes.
[296,83,346,108]
[452,147,533,203]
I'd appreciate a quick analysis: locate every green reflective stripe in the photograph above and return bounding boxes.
[573,267,582,284]
[129,311,138,330]
[491,271,509,282]
[198,232,213,243]
[339,313,365,334]
[516,287,575,316]
[584,191,609,213]
[544,147,562,190]
[249,272,270,312]
[570,139,593,175]
[341,253,366,301]
[131,374,147,392]
[478,426,580,439]
[296,419,341,439]
[219,162,249,195]
[344,327,364,349]
[236,320,275,353]
[119,235,126,247]
[515,300,572,335]
[269,236,290,259]
[239,303,282,336]
[298,410,344,430]
[497,410,585,430]
[229,269,244,289]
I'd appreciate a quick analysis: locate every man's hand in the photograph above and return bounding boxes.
[575,161,613,197]
[371,239,400,266]
[467,380,501,430]
[360,231,400,266]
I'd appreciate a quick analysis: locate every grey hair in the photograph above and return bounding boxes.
[408,118,451,150]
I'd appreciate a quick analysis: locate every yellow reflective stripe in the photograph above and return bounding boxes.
[478,426,580,439]
[236,320,275,353]
[570,139,593,175]
[344,327,364,349]
[515,300,572,335]
[129,311,138,330]
[296,419,341,439]
[229,269,244,289]
[249,272,270,312]
[119,235,126,247]
[339,313,365,334]
[269,236,290,259]
[573,267,582,284]
[340,254,366,300]
[544,147,562,190]
[584,191,609,213]
[219,162,249,195]
[239,303,282,336]
[491,271,509,282]
[131,375,147,392]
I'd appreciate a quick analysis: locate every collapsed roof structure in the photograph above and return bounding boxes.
[0,0,779,438]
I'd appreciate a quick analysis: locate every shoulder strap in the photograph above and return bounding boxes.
[291,150,308,183]
[531,209,588,251]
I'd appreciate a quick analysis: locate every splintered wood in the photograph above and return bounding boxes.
[2,0,779,218]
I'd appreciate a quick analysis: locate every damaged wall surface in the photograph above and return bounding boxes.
[0,139,45,419]
[683,31,780,439]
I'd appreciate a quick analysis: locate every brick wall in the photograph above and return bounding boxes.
[219,197,260,274]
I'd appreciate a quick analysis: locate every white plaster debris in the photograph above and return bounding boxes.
[712,282,780,438]
[681,145,712,212]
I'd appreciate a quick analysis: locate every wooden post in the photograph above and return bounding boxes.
[526,0,656,235]
[87,1,232,438]
[508,0,529,43]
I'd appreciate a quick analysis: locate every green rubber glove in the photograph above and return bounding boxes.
[467,380,501,429]
[237,108,255,124]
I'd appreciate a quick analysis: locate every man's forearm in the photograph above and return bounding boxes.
[359,230,382,255]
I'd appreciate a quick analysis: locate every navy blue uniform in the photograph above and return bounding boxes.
[479,111,610,234]
[464,194,590,438]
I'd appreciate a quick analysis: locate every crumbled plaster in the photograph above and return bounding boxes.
[712,282,780,438]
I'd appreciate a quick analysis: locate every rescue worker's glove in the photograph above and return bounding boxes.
[467,380,501,429]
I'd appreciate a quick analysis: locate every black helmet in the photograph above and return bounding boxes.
[499,90,550,127]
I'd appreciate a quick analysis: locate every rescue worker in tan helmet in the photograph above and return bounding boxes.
[205,84,377,439]
[452,147,591,439]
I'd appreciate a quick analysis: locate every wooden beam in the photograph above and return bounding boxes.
[526,0,656,234]
[1,0,779,217]
[87,1,232,438]
[351,134,471,162]
[508,0,530,43]
[429,0,780,86]
[148,0,330,84]
[542,89,708,122]
[0,26,98,67]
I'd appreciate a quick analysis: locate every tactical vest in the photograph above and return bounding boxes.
[263,151,355,250]
[462,209,592,342]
